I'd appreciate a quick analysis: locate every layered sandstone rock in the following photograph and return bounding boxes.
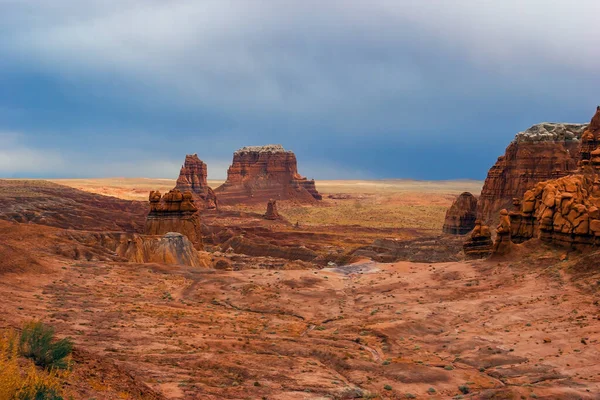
[492,209,512,255]
[174,154,218,209]
[264,199,281,220]
[506,108,600,249]
[478,122,587,224]
[145,189,203,249]
[215,145,321,204]
[578,107,600,162]
[463,220,492,258]
[63,230,209,267]
[442,192,478,234]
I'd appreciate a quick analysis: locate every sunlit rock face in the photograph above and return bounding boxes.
[215,145,321,204]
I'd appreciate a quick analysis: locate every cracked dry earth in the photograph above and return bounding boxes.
[1,246,599,399]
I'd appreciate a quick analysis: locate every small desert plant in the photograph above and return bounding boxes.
[19,321,73,370]
[458,385,470,394]
[383,384,392,391]
[0,329,65,400]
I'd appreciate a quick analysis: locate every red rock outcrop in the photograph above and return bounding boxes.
[492,209,512,255]
[63,230,210,267]
[215,145,321,204]
[145,189,203,249]
[509,173,600,248]
[442,192,478,234]
[264,199,281,220]
[505,108,600,249]
[174,154,218,209]
[477,122,587,224]
[463,220,492,258]
[578,106,600,162]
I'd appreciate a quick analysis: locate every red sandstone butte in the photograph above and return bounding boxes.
[174,154,218,209]
[215,145,322,204]
[442,192,478,235]
[477,122,587,224]
[144,189,203,249]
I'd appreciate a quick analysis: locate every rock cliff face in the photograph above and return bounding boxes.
[442,192,478,234]
[215,145,321,204]
[174,154,218,209]
[145,189,203,249]
[477,122,587,224]
[507,108,600,249]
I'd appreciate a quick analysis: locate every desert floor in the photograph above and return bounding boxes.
[51,178,483,233]
[1,178,599,399]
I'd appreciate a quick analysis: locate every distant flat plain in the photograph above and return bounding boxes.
[50,178,483,232]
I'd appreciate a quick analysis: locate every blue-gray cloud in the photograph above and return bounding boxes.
[0,0,598,179]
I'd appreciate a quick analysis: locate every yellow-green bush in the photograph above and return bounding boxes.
[0,328,67,400]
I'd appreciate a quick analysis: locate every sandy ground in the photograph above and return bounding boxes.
[1,238,599,399]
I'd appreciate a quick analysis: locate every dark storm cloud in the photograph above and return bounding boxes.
[0,0,598,178]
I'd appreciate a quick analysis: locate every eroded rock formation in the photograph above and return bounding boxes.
[463,220,492,258]
[478,122,586,224]
[215,145,321,204]
[264,199,281,220]
[174,154,218,209]
[509,173,600,248]
[62,230,209,267]
[442,192,478,234]
[145,189,203,249]
[492,209,512,255]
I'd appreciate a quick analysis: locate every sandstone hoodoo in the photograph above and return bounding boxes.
[442,192,478,234]
[463,220,492,258]
[264,199,281,220]
[492,209,512,256]
[477,122,587,224]
[144,189,203,249]
[215,145,322,204]
[174,154,218,209]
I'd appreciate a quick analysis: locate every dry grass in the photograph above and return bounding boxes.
[50,178,483,231]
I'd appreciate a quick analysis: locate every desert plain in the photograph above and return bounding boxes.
[0,177,598,400]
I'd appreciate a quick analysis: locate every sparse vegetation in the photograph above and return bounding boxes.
[0,328,66,400]
[19,321,73,370]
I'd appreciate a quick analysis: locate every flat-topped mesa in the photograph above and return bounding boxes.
[505,107,600,249]
[174,154,218,209]
[442,192,478,235]
[477,122,587,225]
[145,189,203,249]
[215,144,322,204]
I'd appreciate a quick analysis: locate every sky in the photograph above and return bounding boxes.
[0,0,599,180]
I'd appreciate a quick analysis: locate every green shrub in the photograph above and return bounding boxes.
[383,384,392,391]
[19,321,73,370]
